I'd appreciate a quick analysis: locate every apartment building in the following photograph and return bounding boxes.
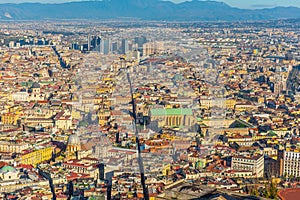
[231,154,264,177]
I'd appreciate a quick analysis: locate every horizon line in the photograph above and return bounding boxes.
[0,0,299,10]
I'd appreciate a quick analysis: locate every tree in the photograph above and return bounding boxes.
[262,186,270,198]
[262,182,278,199]
[269,182,278,199]
[250,188,259,196]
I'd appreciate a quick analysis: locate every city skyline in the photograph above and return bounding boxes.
[1,9,300,199]
[1,0,300,9]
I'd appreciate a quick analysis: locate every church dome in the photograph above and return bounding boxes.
[67,134,81,146]
[0,166,16,173]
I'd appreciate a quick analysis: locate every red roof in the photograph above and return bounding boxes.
[278,188,300,200]
[17,164,34,170]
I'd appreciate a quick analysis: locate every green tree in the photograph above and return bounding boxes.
[250,188,259,196]
[262,182,278,199]
[269,182,278,199]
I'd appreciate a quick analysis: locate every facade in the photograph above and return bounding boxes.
[0,141,29,153]
[200,97,226,109]
[150,108,195,128]
[283,151,300,177]
[20,146,54,166]
[62,159,99,180]
[24,117,54,128]
[54,111,72,130]
[55,117,72,130]
[12,92,29,102]
[1,113,19,125]
[231,154,264,177]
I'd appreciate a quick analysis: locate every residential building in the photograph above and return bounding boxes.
[283,150,300,177]
[231,154,264,177]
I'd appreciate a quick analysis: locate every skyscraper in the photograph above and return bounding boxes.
[87,35,91,51]
[134,36,147,50]
[91,36,101,51]
[100,39,111,55]
[121,39,129,54]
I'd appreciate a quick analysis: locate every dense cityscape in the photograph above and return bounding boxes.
[0,18,300,200]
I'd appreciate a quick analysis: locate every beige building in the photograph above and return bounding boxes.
[142,41,164,56]
[24,118,54,128]
[231,154,264,177]
[0,141,29,153]
[200,97,227,109]
[54,110,73,130]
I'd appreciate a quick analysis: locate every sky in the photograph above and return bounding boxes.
[1,0,300,9]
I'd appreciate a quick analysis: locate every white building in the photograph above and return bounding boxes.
[12,92,29,102]
[283,151,300,177]
[231,154,264,177]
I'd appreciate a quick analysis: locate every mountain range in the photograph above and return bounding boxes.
[0,0,300,21]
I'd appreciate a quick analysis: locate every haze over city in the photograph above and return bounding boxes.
[1,0,300,9]
[1,0,300,199]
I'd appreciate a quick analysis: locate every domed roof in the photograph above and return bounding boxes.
[0,166,16,173]
[67,134,81,145]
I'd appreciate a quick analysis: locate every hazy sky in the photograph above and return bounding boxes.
[1,0,300,9]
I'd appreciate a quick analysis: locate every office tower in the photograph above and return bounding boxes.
[19,39,25,46]
[121,39,129,54]
[101,39,111,55]
[72,43,79,50]
[87,35,91,51]
[91,36,101,51]
[111,42,118,53]
[95,36,101,47]
[134,36,147,49]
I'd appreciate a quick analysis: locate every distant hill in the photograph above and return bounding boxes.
[0,0,300,21]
